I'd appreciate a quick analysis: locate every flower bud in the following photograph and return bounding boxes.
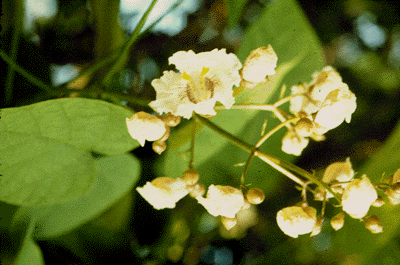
[152,140,167,154]
[189,183,206,198]
[246,188,265,205]
[314,187,325,201]
[364,215,383,234]
[221,216,238,230]
[241,45,278,84]
[181,168,200,185]
[385,188,400,205]
[294,118,314,137]
[281,131,309,156]
[276,206,317,238]
[330,212,345,231]
[371,197,385,207]
[163,113,181,127]
[310,217,324,237]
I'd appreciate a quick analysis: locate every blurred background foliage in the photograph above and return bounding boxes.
[1,0,400,264]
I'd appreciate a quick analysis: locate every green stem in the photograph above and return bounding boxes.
[241,118,299,186]
[102,0,159,86]
[5,0,24,104]
[0,50,54,94]
[194,113,341,203]
[189,116,197,169]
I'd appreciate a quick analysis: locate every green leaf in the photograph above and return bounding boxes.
[30,153,140,239]
[225,0,249,28]
[0,98,139,206]
[159,0,325,192]
[330,122,400,264]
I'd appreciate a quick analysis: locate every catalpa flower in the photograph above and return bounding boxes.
[289,66,357,134]
[197,185,245,218]
[276,206,317,238]
[149,49,242,119]
[126,112,167,147]
[136,177,189,210]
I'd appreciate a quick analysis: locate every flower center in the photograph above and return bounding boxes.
[183,67,215,104]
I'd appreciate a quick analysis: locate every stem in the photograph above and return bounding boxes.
[102,0,159,86]
[194,113,341,202]
[0,50,54,94]
[5,0,23,104]
[241,118,299,186]
[189,116,197,169]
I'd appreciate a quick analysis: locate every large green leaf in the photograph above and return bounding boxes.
[0,98,139,206]
[330,122,400,264]
[159,0,325,191]
[31,153,140,239]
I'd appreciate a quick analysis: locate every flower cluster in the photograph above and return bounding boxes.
[275,159,398,238]
[282,66,357,156]
[136,165,266,230]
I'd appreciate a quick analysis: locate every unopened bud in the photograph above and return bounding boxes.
[163,113,181,127]
[314,187,325,201]
[182,168,200,185]
[246,188,265,205]
[221,216,237,230]
[331,185,344,194]
[310,217,324,237]
[371,197,385,207]
[364,215,383,234]
[295,118,314,137]
[189,183,206,198]
[330,212,345,231]
[152,140,167,154]
[385,188,400,205]
[392,182,400,193]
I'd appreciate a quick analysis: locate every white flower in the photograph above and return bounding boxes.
[197,185,245,218]
[282,131,309,156]
[126,112,167,146]
[149,49,242,119]
[241,45,278,83]
[136,177,189,210]
[322,157,354,183]
[342,175,378,219]
[322,157,354,198]
[314,86,357,130]
[276,206,317,238]
[289,66,356,132]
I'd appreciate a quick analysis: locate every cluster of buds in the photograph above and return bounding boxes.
[240,45,278,89]
[276,159,392,238]
[136,167,266,231]
[126,112,181,154]
[282,66,357,156]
